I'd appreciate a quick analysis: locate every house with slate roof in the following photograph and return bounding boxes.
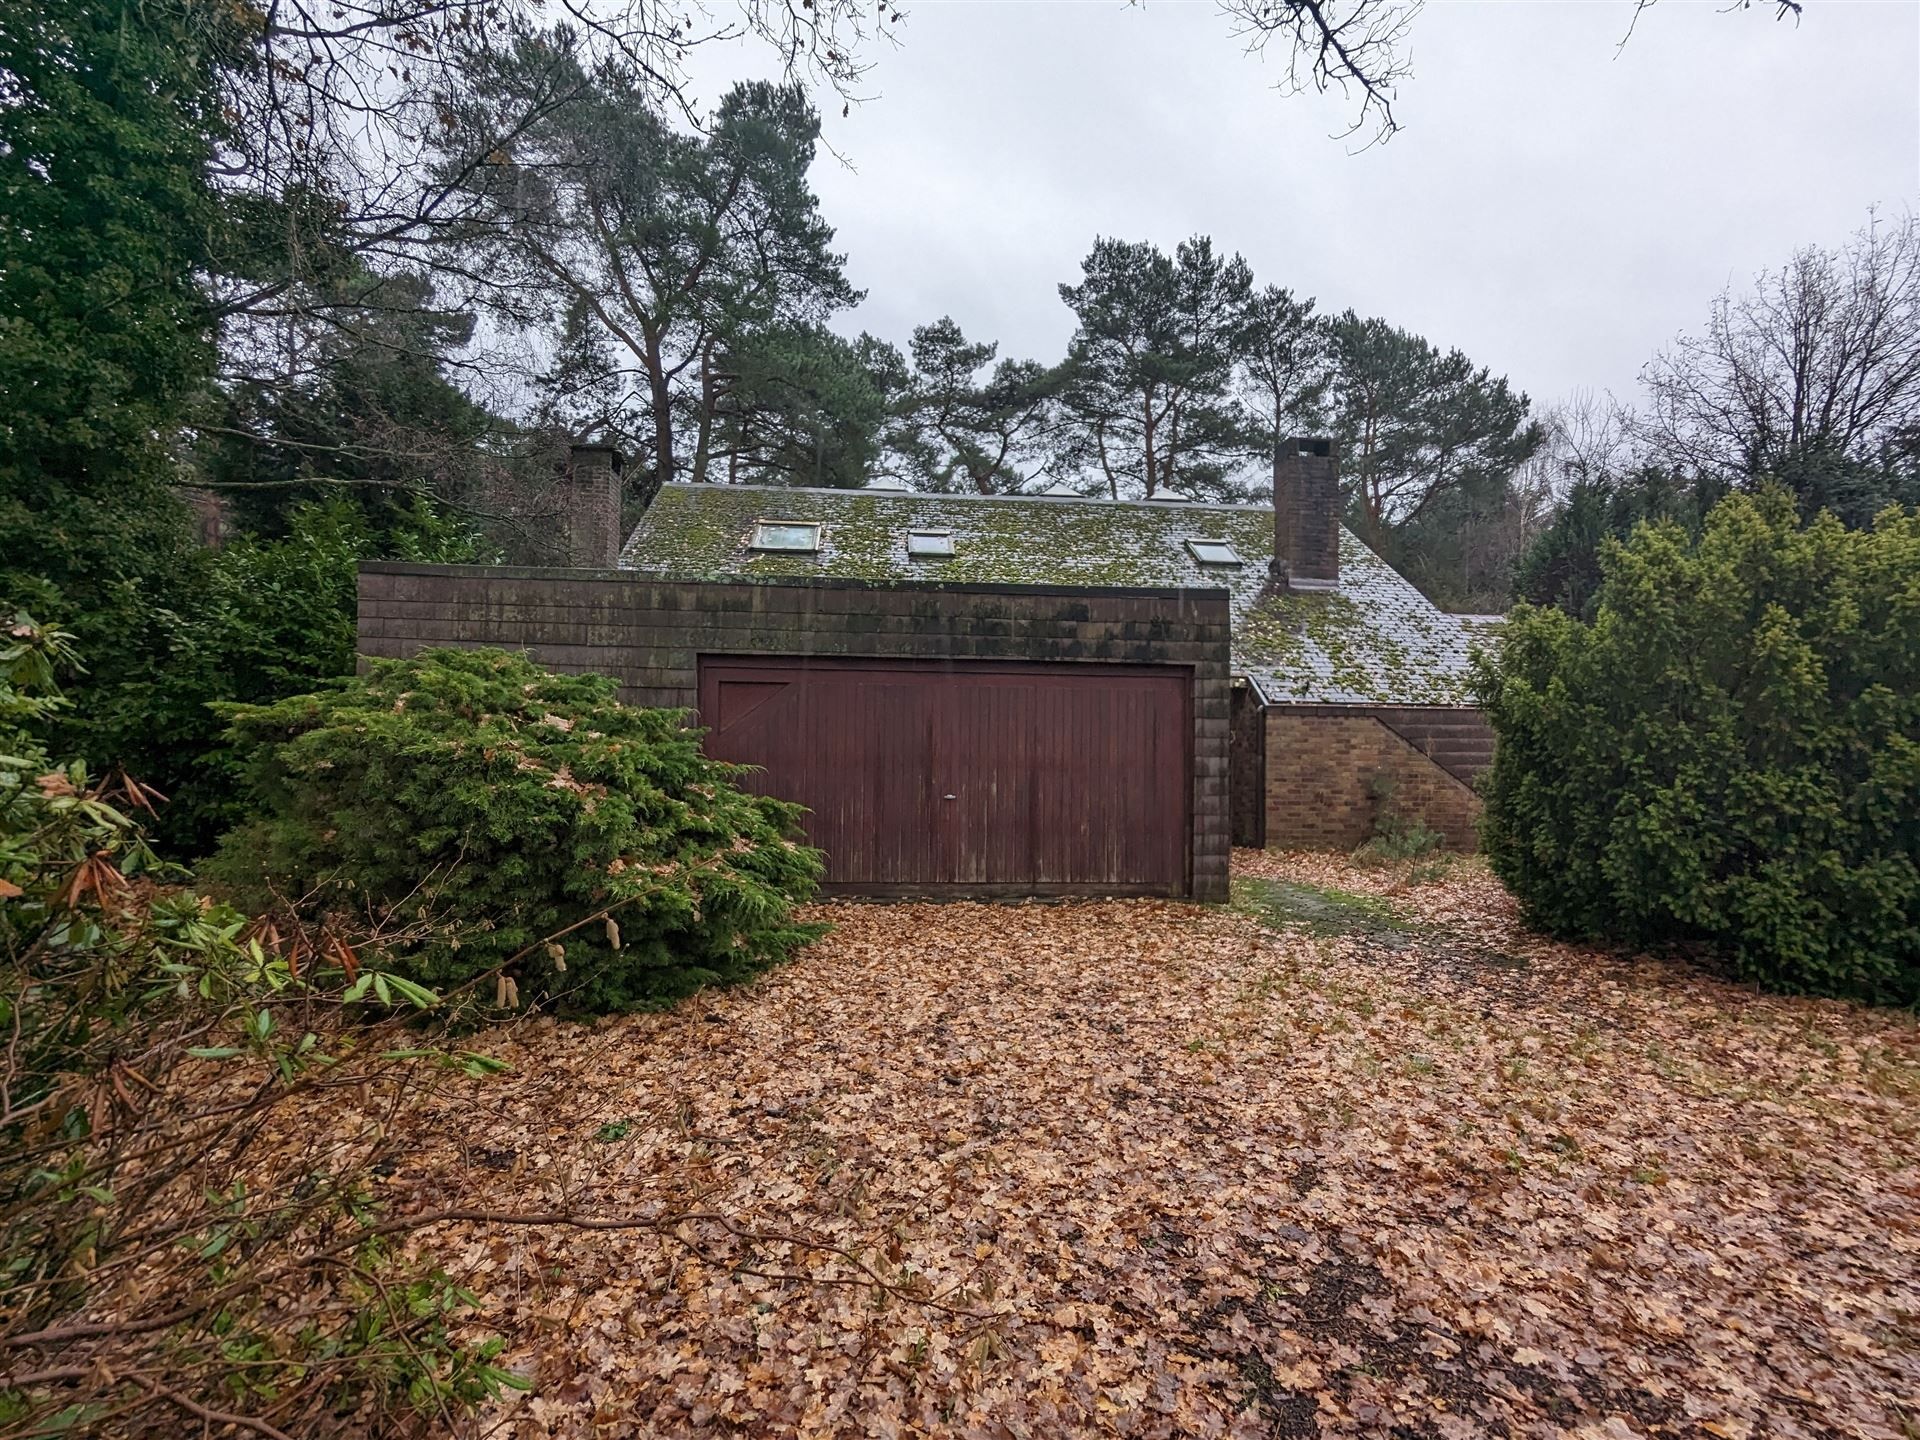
[356,439,1494,900]
[614,441,1495,853]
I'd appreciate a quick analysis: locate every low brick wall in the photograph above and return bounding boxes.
[357,563,1233,901]
[1259,704,1485,852]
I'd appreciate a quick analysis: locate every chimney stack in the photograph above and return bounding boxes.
[562,443,624,568]
[1273,436,1340,591]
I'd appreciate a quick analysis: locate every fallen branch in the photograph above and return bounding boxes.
[135,1376,298,1440]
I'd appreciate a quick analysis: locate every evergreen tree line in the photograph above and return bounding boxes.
[391,27,1920,614]
[419,29,1542,596]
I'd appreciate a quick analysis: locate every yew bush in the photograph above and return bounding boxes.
[1477,492,1919,1003]
[210,647,824,1012]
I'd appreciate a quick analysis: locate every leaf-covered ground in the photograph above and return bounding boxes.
[382,853,1920,1439]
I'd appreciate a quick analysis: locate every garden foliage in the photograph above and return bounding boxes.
[211,648,825,1012]
[106,498,490,853]
[0,617,526,1437]
[1477,492,1920,1003]
[1350,771,1444,867]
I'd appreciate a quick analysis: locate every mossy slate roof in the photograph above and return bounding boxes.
[619,484,1482,706]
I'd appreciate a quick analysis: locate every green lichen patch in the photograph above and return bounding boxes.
[624,483,1261,588]
[1232,532,1478,705]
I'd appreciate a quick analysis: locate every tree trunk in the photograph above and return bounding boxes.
[1165,398,1182,493]
[689,339,717,485]
[1362,401,1384,537]
[642,339,674,508]
[1142,390,1159,497]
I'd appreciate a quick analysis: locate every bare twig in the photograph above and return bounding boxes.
[135,1376,299,1440]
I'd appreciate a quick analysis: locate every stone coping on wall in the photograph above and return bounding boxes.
[358,560,1231,606]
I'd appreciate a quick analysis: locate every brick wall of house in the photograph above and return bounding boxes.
[357,563,1234,901]
[1260,704,1484,852]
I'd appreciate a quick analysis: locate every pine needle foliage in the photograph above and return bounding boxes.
[1476,491,1920,1004]
[210,649,825,1012]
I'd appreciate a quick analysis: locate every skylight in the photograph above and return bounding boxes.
[907,528,955,558]
[1185,538,1244,567]
[750,520,820,553]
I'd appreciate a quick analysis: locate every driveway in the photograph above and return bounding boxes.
[390,854,1920,1439]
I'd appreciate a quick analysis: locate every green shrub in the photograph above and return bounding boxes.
[209,647,825,1012]
[0,613,79,760]
[1477,491,1920,1003]
[1,620,525,1437]
[53,497,491,855]
[1351,771,1444,867]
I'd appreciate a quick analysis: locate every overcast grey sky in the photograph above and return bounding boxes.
[689,0,1919,413]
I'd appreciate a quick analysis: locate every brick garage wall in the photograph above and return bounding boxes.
[1228,683,1267,849]
[357,563,1233,901]
[1262,704,1484,852]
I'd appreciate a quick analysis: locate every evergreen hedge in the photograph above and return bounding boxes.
[1477,492,1919,1004]
[210,648,824,1012]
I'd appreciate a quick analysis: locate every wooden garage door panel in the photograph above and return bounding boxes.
[697,657,1189,897]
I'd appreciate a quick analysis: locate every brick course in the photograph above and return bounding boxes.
[357,564,1233,901]
[1258,705,1484,852]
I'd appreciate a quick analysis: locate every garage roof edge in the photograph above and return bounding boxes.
[357,560,1230,603]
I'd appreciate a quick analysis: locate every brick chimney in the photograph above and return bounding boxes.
[562,443,624,568]
[1273,436,1340,591]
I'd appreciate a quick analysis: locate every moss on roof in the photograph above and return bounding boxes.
[620,484,1477,705]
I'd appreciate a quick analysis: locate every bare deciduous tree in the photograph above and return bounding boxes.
[1639,211,1920,476]
[1532,389,1640,490]
[1221,0,1421,141]
[1222,0,1806,143]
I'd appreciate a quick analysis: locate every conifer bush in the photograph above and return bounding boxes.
[210,648,824,1012]
[1476,492,1919,1004]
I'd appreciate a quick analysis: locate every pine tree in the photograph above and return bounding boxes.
[438,35,860,505]
[1056,236,1258,499]
[1326,312,1539,544]
[889,318,1062,493]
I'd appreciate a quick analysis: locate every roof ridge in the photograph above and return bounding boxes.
[653,481,1275,514]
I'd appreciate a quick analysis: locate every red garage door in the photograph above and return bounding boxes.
[697,657,1191,897]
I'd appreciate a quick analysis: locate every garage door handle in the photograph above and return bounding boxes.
[942,793,956,801]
